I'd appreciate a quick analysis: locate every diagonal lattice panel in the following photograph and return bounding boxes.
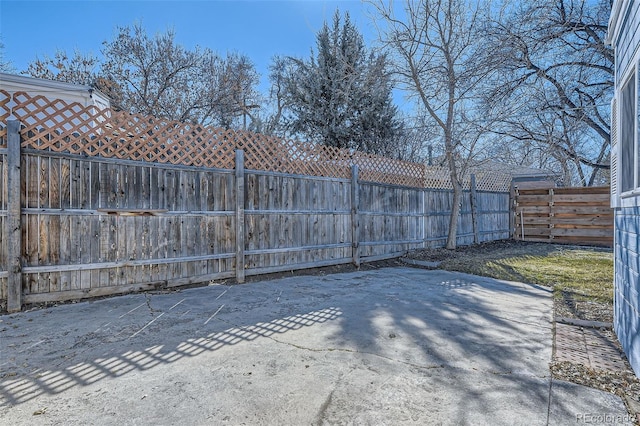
[14,91,111,154]
[354,151,426,188]
[5,91,511,191]
[424,166,453,190]
[0,89,10,147]
[474,171,512,192]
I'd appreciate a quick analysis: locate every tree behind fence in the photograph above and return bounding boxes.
[0,91,511,311]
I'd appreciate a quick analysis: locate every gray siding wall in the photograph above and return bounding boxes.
[614,1,640,378]
[614,207,640,376]
[616,3,640,81]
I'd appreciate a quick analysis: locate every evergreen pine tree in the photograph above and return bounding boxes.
[284,11,401,154]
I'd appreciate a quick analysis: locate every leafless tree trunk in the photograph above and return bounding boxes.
[372,0,491,249]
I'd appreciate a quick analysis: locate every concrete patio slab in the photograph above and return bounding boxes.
[0,268,631,425]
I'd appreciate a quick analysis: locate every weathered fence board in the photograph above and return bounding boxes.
[0,148,7,304]
[514,187,613,246]
[422,189,510,246]
[358,182,424,258]
[7,121,21,312]
[243,172,353,273]
[11,149,240,305]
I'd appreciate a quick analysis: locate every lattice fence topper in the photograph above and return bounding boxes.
[424,166,454,190]
[422,165,512,192]
[0,89,10,147]
[4,91,512,191]
[234,130,351,179]
[353,151,426,188]
[471,170,512,192]
[99,112,237,169]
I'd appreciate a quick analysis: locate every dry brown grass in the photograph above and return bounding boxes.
[408,240,613,304]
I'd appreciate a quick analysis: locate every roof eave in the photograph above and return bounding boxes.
[0,72,92,92]
[0,72,111,104]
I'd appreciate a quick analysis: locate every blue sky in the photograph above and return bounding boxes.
[0,0,385,96]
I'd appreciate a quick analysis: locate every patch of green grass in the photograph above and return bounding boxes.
[440,247,614,304]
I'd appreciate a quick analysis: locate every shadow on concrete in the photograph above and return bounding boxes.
[0,302,342,407]
[322,269,556,421]
[0,267,616,423]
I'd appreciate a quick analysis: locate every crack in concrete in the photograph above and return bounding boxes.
[145,294,161,315]
[268,336,446,371]
[212,316,551,380]
[314,389,334,426]
[212,316,442,371]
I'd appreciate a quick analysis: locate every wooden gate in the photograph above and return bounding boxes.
[514,187,613,247]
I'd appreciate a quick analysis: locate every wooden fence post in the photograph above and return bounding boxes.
[7,120,22,312]
[548,187,555,242]
[351,165,360,268]
[509,181,516,240]
[470,174,479,244]
[422,189,427,248]
[235,149,245,283]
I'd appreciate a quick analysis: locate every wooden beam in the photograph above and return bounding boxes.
[422,189,427,248]
[235,149,245,283]
[96,208,168,216]
[21,252,235,274]
[351,165,360,268]
[7,120,22,313]
[245,209,351,215]
[245,242,351,256]
[244,257,351,277]
[359,239,424,247]
[470,174,479,244]
[509,181,516,240]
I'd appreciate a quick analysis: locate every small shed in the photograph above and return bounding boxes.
[472,160,560,190]
[0,72,110,115]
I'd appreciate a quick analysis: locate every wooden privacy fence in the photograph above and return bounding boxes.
[513,186,613,246]
[0,92,511,312]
